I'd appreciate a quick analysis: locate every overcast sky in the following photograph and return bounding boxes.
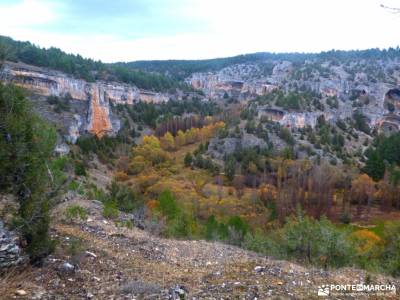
[1,0,400,62]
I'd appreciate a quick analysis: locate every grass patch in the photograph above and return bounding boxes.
[66,205,88,221]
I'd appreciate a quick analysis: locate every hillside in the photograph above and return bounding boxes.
[1,36,400,299]
[122,48,400,79]
[1,195,399,299]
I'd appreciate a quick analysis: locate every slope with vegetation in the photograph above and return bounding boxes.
[1,40,400,299]
[3,196,399,299]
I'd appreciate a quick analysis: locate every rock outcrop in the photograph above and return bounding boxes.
[378,114,400,134]
[0,220,24,268]
[280,111,338,128]
[376,87,400,133]
[186,58,400,134]
[272,60,293,76]
[0,61,169,141]
[385,88,400,111]
[87,84,114,137]
[207,134,267,160]
[186,64,279,100]
[258,107,337,129]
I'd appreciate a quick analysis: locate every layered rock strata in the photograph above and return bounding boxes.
[0,61,169,140]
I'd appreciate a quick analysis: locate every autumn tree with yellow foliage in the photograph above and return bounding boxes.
[129,135,170,175]
[160,132,175,151]
[159,121,225,151]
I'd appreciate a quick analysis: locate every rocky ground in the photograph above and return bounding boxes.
[0,197,399,299]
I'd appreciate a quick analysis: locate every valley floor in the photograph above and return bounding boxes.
[1,198,398,299]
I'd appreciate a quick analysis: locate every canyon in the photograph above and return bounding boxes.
[1,56,400,148]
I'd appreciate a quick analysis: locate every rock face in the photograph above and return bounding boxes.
[87,84,114,137]
[186,64,279,100]
[0,61,169,141]
[207,134,267,160]
[385,88,400,110]
[258,108,285,122]
[280,111,338,128]
[272,61,293,76]
[377,113,400,134]
[187,57,400,133]
[0,220,24,268]
[258,107,338,129]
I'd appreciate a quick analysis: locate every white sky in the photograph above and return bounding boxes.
[0,0,400,62]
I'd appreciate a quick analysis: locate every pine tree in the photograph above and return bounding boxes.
[184,152,193,167]
[0,83,56,264]
[363,151,385,181]
[224,156,236,182]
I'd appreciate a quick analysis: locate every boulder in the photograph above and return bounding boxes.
[58,262,75,275]
[0,220,25,268]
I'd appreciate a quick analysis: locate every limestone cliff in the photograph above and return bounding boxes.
[87,84,113,137]
[186,64,279,100]
[186,59,400,132]
[0,61,169,141]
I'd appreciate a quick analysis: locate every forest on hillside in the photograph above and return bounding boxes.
[0,35,188,92]
[122,48,400,79]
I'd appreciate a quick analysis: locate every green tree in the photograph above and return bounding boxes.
[0,43,6,65]
[0,84,56,263]
[158,190,179,220]
[363,133,400,181]
[108,181,140,213]
[245,120,256,134]
[363,151,385,181]
[205,215,219,240]
[227,216,249,245]
[353,112,370,135]
[184,152,193,167]
[224,155,236,182]
[279,127,295,146]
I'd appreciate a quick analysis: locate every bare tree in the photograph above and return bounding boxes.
[381,3,400,13]
[233,175,245,199]
[215,175,223,201]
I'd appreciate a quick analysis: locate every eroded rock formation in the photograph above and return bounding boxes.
[0,61,169,141]
[87,84,113,137]
[378,114,400,134]
[385,88,400,110]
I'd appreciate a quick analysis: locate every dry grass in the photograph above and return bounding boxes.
[0,266,39,298]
